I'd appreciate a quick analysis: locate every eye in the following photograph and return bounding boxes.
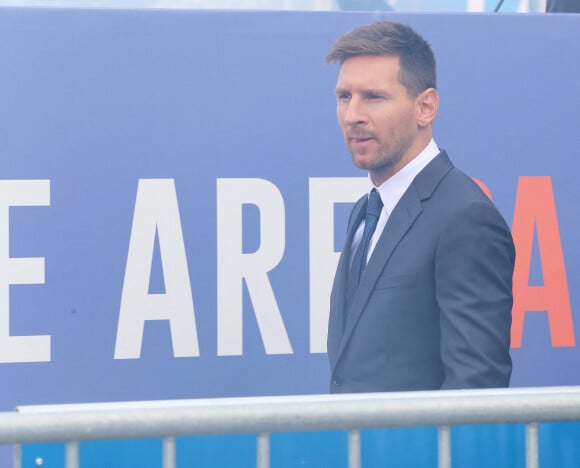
[335,91,351,101]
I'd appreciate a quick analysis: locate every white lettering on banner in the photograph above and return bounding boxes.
[309,177,367,353]
[216,178,292,355]
[0,180,51,363]
[114,179,199,359]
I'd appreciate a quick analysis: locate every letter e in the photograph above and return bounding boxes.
[0,180,51,363]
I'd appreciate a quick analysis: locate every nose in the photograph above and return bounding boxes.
[342,97,367,127]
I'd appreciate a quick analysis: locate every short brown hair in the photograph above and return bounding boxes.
[326,21,436,97]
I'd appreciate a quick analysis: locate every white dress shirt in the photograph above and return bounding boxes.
[351,139,440,264]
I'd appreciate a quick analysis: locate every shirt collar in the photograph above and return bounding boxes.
[369,139,440,214]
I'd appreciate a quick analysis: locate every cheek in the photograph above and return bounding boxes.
[378,116,404,137]
[337,116,349,135]
[336,108,345,126]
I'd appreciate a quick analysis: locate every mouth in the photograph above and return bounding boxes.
[349,136,374,145]
[347,131,375,144]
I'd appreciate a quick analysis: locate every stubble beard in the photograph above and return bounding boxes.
[350,141,405,182]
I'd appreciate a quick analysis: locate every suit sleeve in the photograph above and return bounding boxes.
[435,200,515,389]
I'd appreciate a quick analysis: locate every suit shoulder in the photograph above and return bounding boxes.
[430,168,513,242]
[427,166,512,228]
[438,167,495,205]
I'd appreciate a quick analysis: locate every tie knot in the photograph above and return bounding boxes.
[367,188,383,218]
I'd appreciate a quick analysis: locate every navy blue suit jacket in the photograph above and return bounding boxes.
[327,151,515,392]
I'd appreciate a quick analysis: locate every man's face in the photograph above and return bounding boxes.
[335,55,426,186]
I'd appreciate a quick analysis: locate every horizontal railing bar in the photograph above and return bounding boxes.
[2,386,580,445]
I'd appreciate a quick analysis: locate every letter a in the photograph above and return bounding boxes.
[511,176,574,347]
[115,179,199,359]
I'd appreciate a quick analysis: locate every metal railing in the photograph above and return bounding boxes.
[3,386,580,468]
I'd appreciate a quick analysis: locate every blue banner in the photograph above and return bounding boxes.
[0,8,579,416]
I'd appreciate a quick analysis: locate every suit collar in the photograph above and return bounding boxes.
[412,149,454,201]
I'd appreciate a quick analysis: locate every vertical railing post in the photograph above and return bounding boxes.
[526,423,539,468]
[163,436,176,468]
[438,425,451,468]
[65,441,79,468]
[257,432,270,468]
[348,429,361,468]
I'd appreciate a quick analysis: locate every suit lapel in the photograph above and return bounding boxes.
[331,151,454,373]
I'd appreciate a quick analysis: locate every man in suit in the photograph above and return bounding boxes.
[326,21,515,392]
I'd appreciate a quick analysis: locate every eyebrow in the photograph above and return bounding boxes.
[335,87,389,98]
[363,87,388,94]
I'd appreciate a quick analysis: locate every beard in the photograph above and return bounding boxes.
[349,138,408,175]
[346,113,417,173]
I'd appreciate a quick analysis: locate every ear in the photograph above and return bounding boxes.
[416,88,439,128]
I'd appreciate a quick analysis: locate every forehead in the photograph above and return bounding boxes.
[336,55,401,89]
